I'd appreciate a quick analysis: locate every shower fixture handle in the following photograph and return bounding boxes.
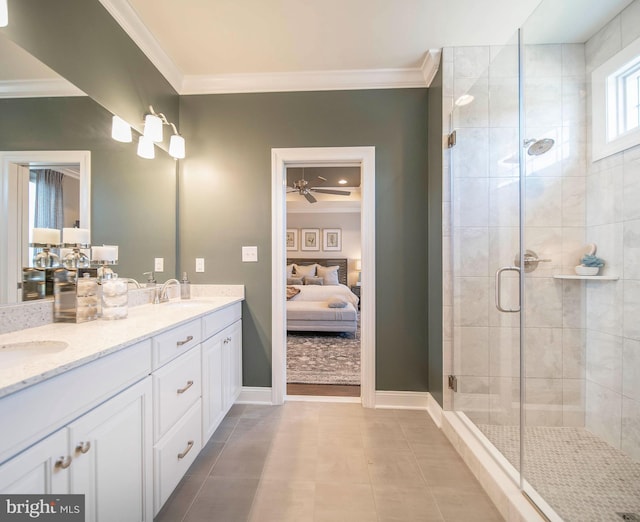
[514,249,551,273]
[495,266,521,313]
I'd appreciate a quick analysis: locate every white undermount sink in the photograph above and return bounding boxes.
[0,340,69,368]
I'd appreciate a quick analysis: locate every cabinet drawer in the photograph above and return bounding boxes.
[153,399,202,515]
[152,319,201,369]
[153,347,201,441]
[202,302,241,340]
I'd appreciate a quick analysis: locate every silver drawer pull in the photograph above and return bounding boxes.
[176,335,194,347]
[76,441,91,454]
[55,456,72,469]
[177,380,194,394]
[177,440,194,460]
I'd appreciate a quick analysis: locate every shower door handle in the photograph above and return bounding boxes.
[495,267,520,313]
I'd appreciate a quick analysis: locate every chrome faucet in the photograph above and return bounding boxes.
[125,278,141,289]
[157,279,181,303]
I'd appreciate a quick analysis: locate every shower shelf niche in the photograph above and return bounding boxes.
[553,274,619,281]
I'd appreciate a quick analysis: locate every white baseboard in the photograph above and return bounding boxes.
[374,390,431,410]
[426,394,443,428]
[236,386,273,404]
[236,387,447,417]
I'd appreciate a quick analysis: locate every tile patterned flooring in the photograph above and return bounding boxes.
[478,424,640,522]
[155,402,503,522]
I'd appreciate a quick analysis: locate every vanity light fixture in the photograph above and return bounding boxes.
[111,115,132,143]
[0,0,8,27]
[141,105,186,159]
[137,135,155,159]
[168,123,185,159]
[144,112,163,143]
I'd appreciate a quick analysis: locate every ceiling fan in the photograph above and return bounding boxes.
[287,170,351,203]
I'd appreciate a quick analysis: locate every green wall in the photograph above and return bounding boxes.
[179,89,430,390]
[427,61,444,406]
[0,97,176,279]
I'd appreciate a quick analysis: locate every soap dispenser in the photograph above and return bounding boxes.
[144,271,156,287]
[180,272,191,300]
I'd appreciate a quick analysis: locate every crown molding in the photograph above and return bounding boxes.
[181,67,431,95]
[0,79,86,98]
[98,0,183,92]
[99,0,442,95]
[421,49,442,87]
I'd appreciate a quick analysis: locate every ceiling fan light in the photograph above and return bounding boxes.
[169,134,185,159]
[144,113,163,142]
[137,135,155,159]
[0,0,8,27]
[111,115,132,143]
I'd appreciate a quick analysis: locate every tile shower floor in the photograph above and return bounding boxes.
[155,402,503,522]
[478,424,640,522]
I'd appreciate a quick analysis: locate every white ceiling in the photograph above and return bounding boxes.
[104,0,544,93]
[1,0,636,96]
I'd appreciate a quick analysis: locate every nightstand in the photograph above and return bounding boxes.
[350,285,361,309]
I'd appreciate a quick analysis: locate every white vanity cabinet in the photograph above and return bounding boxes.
[0,296,243,521]
[152,323,203,515]
[201,303,242,442]
[68,377,152,522]
[0,429,70,495]
[0,377,153,522]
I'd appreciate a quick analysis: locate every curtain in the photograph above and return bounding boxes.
[33,169,64,230]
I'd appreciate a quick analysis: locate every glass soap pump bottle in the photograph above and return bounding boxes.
[180,272,191,300]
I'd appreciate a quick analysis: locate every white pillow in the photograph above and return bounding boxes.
[286,264,294,278]
[317,265,339,285]
[294,263,317,277]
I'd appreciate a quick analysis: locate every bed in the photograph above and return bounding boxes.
[286,258,359,333]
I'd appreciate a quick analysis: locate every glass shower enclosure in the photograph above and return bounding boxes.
[448,0,640,520]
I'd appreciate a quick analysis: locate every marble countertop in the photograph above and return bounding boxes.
[0,297,242,399]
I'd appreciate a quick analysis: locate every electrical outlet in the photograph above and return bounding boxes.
[195,258,205,272]
[154,257,164,272]
[242,246,258,262]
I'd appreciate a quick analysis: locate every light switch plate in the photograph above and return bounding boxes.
[242,246,258,262]
[195,258,205,272]
[154,257,164,272]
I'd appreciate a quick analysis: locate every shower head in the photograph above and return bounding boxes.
[524,138,555,156]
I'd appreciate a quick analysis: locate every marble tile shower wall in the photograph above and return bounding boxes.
[442,42,589,428]
[584,0,640,461]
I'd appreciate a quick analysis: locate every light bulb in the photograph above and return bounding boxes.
[137,135,155,159]
[143,113,163,143]
[111,115,132,143]
[0,0,8,27]
[169,134,185,159]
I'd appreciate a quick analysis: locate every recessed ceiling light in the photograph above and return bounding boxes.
[338,179,348,185]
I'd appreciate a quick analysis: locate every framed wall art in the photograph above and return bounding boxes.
[286,229,298,251]
[300,228,320,251]
[322,228,342,251]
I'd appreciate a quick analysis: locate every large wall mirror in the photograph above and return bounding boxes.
[0,34,177,305]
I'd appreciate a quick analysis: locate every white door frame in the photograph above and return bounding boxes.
[0,150,91,304]
[271,146,376,407]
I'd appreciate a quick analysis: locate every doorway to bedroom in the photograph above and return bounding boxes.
[271,146,375,407]
[285,166,362,397]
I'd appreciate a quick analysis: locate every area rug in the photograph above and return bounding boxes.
[287,324,360,385]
